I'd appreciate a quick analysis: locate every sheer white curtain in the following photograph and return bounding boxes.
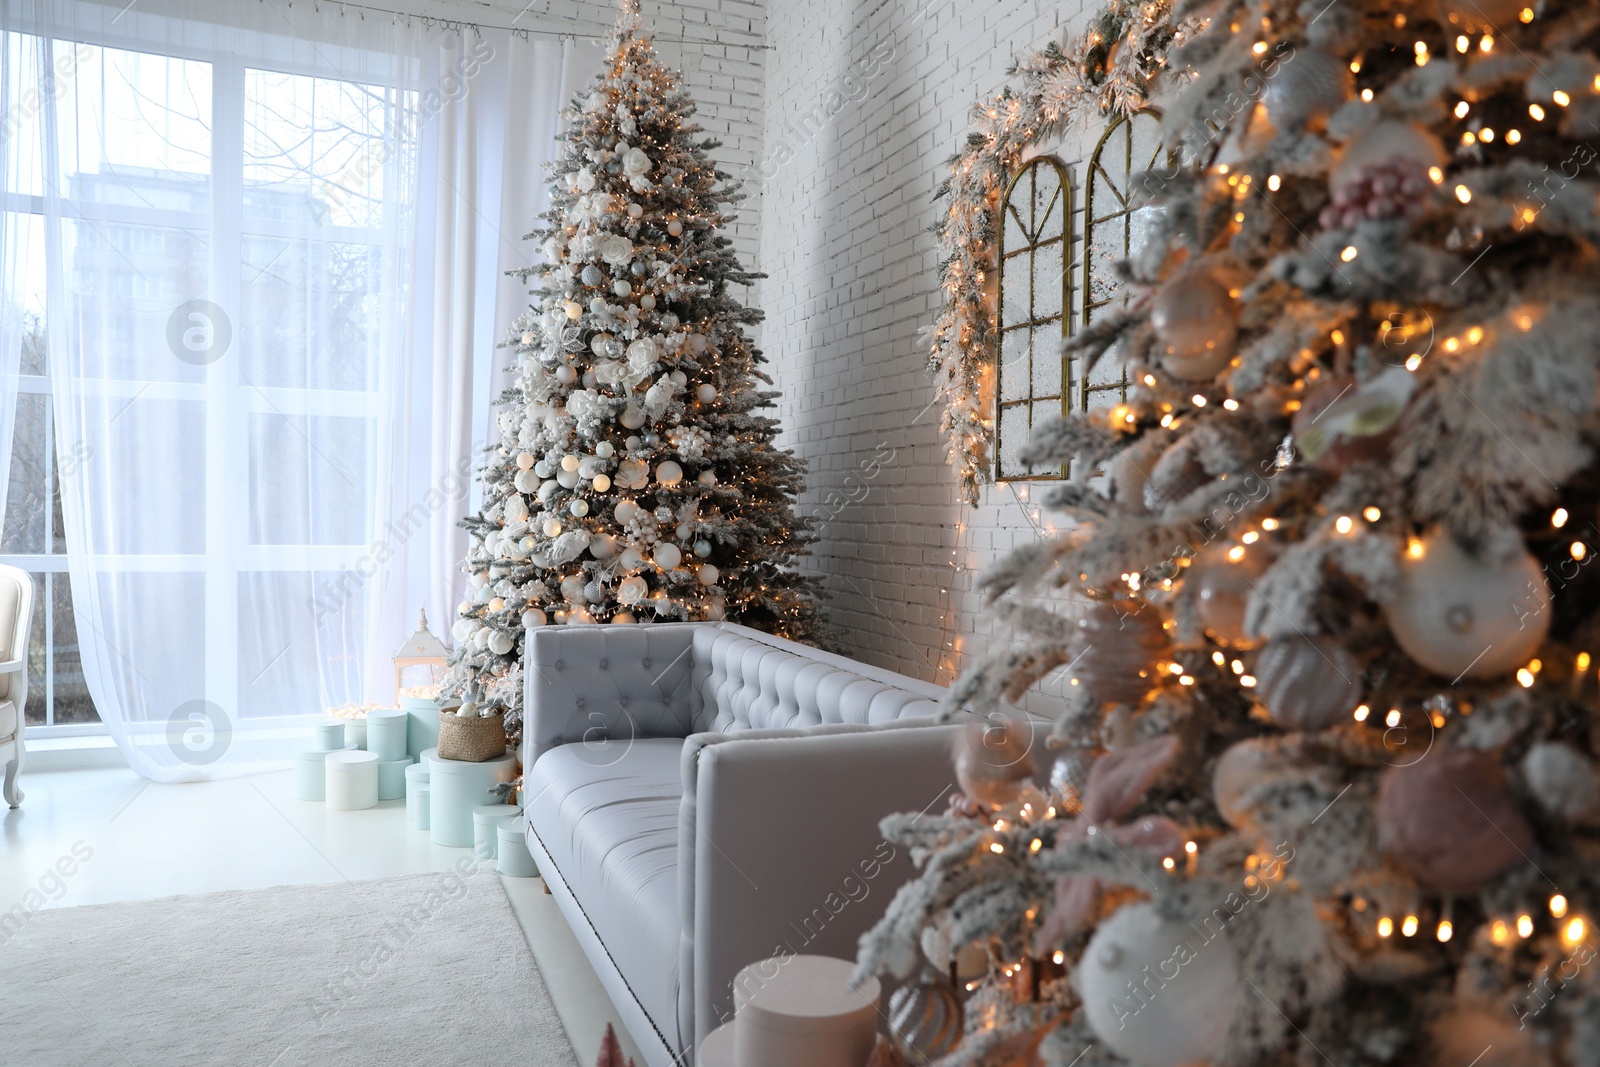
[0,0,584,780]
[361,29,602,704]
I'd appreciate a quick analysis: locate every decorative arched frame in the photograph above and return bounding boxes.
[926,0,1186,505]
[995,156,1071,482]
[1079,111,1167,410]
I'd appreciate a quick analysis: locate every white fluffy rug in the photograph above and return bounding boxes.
[4,870,579,1066]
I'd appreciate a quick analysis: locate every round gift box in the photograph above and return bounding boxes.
[472,804,522,860]
[366,708,409,762]
[325,750,380,811]
[425,750,516,847]
[344,719,368,750]
[400,696,446,759]
[410,782,431,830]
[732,956,880,1067]
[377,756,413,801]
[497,818,538,878]
[312,720,345,752]
[293,750,331,802]
[698,1020,735,1067]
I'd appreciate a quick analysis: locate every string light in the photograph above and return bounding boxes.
[1455,35,1469,52]
[1240,674,1257,687]
[1354,704,1370,722]
[1340,246,1358,262]
[1242,531,1260,544]
[1455,185,1472,204]
[1554,90,1571,106]
[1335,515,1354,534]
[990,842,1005,854]
[1530,103,1547,120]
[1437,919,1453,942]
[1553,507,1570,528]
[1518,667,1535,688]
[1565,917,1587,946]
[1506,129,1522,144]
[1361,88,1374,102]
[1552,894,1569,918]
[1518,914,1535,938]
[1261,518,1280,531]
[1491,919,1511,945]
[1578,652,1592,672]
[1377,916,1394,938]
[1163,856,1177,870]
[1402,915,1419,937]
[1363,506,1381,522]
[1385,708,1402,728]
[1407,538,1426,559]
[1454,100,1470,118]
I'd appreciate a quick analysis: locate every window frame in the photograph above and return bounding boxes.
[3,29,415,738]
[993,153,1072,483]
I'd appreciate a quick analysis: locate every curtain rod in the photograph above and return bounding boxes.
[287,0,771,48]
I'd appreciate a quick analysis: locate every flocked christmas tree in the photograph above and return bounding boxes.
[444,1,824,744]
[860,0,1600,1064]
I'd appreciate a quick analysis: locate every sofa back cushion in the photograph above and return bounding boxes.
[691,626,941,732]
[0,568,21,705]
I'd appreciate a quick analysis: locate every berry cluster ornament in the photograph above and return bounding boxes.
[1330,120,1446,194]
[1318,158,1434,230]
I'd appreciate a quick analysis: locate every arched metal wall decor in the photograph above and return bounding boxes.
[1078,110,1166,412]
[994,155,1071,482]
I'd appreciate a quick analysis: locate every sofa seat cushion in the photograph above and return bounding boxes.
[0,698,13,741]
[524,737,684,1042]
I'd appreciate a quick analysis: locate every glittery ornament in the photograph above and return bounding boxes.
[581,264,603,286]
[1151,267,1239,382]
[1065,601,1172,704]
[1263,48,1353,129]
[1254,636,1363,730]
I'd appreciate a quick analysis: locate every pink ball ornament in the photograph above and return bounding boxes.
[1190,544,1268,646]
[1151,267,1239,382]
[951,713,1036,809]
[1377,748,1533,892]
[1253,636,1363,730]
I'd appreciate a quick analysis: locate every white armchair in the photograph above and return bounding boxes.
[0,564,35,808]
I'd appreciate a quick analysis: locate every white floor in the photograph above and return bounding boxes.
[0,766,646,1066]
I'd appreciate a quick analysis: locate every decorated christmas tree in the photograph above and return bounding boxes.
[444,1,824,743]
[862,0,1600,1064]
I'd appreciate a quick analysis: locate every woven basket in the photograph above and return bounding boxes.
[437,710,507,762]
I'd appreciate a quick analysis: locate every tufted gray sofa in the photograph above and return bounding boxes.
[520,621,959,1066]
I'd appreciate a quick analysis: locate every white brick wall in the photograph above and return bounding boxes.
[756,0,1111,711]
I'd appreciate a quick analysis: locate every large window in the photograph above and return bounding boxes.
[994,155,1070,481]
[1,31,417,737]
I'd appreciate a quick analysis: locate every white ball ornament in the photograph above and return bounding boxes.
[697,564,719,586]
[688,334,709,354]
[669,369,688,387]
[614,500,640,524]
[619,547,646,570]
[627,202,644,218]
[522,608,548,628]
[451,618,475,642]
[654,543,682,570]
[694,539,712,558]
[656,460,684,486]
[543,518,563,538]
[1385,532,1550,680]
[620,407,647,429]
[1151,267,1239,382]
[667,219,683,236]
[554,364,578,385]
[1076,903,1240,1067]
[625,436,643,451]
[640,294,657,310]
[611,611,636,624]
[458,600,473,615]
[534,459,555,478]
[556,469,580,489]
[560,575,586,602]
[595,442,615,459]
[698,470,717,487]
[569,499,590,517]
[696,384,718,403]
[537,480,559,503]
[613,280,632,297]
[591,473,611,492]
[590,534,618,559]
[617,576,649,604]
[520,331,535,346]
[469,572,489,589]
[488,597,506,613]
[563,301,582,320]
[514,470,540,494]
[676,522,693,541]
[488,630,515,656]
[561,455,581,472]
[516,453,537,470]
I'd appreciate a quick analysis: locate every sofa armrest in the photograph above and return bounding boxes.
[679,719,960,1048]
[523,623,703,766]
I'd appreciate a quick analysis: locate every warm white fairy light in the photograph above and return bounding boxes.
[1518,914,1535,938]
[1552,894,1569,918]
[1354,704,1370,722]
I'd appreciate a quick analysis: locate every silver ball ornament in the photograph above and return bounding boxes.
[1151,268,1239,381]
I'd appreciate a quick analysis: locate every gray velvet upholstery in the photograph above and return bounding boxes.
[521,622,955,1067]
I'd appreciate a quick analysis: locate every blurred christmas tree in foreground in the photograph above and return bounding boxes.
[860,0,1600,1063]
[444,1,824,743]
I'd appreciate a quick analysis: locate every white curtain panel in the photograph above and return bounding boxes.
[0,0,584,780]
[359,29,602,704]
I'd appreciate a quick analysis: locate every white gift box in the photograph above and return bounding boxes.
[293,750,331,802]
[732,956,880,1067]
[325,750,380,811]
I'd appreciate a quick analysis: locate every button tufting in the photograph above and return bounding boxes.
[620,697,629,707]
[576,698,586,708]
[555,660,564,670]
[600,658,608,669]
[642,659,651,668]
